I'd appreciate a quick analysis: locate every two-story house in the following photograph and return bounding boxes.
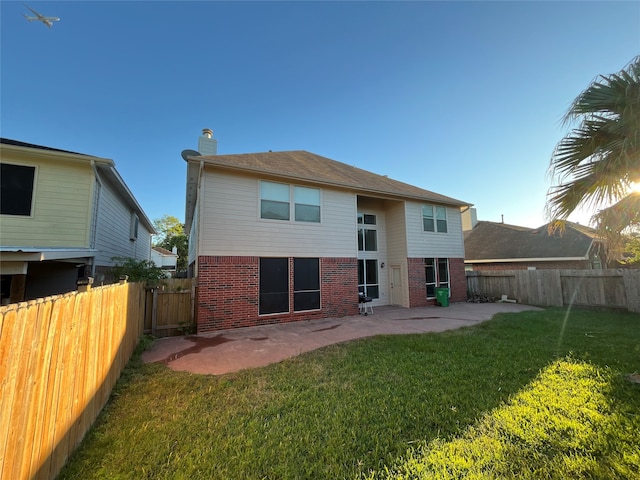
[0,138,155,303]
[183,130,471,333]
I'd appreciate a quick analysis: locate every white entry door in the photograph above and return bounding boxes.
[390,266,402,305]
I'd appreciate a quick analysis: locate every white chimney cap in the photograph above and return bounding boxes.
[202,128,213,138]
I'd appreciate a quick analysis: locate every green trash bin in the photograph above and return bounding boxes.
[435,287,450,307]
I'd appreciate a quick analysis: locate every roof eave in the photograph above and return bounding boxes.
[1,140,113,166]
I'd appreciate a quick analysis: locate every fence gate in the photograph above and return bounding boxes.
[144,279,195,337]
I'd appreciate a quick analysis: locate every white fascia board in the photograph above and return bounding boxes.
[1,142,114,167]
[0,248,97,262]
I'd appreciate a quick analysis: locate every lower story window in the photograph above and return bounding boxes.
[425,258,449,298]
[260,257,321,314]
[294,258,320,311]
[358,259,379,298]
[259,258,289,314]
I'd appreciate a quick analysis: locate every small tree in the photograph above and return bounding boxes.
[153,214,184,242]
[620,234,640,266]
[111,257,166,284]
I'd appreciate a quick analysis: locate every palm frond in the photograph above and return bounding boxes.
[547,56,640,226]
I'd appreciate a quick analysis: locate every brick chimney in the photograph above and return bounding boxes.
[198,128,217,155]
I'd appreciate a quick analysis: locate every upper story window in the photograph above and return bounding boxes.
[358,213,376,225]
[357,213,377,251]
[130,213,139,241]
[422,205,447,233]
[261,181,290,220]
[1,163,36,216]
[260,181,320,223]
[294,186,320,222]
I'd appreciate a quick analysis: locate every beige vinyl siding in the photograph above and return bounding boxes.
[384,200,410,307]
[0,159,93,247]
[93,174,152,267]
[199,170,357,257]
[406,202,465,258]
[384,199,408,262]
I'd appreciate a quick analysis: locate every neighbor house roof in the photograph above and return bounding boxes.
[184,150,471,231]
[152,246,177,256]
[0,138,92,156]
[1,138,156,234]
[464,221,600,263]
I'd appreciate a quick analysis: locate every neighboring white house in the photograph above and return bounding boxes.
[183,130,471,333]
[151,246,178,276]
[0,138,155,303]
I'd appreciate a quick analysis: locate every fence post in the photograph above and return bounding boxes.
[151,288,158,337]
[77,277,94,293]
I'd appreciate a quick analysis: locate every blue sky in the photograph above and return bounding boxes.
[2,1,639,230]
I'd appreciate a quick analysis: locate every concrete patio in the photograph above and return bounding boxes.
[141,302,542,375]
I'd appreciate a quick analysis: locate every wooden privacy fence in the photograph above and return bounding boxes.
[144,278,196,337]
[467,269,640,313]
[0,281,145,480]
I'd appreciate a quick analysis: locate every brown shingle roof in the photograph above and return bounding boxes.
[152,246,176,256]
[464,221,599,262]
[198,150,470,206]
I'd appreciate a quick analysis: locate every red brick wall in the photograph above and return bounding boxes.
[196,256,259,332]
[449,258,467,302]
[195,256,358,333]
[408,257,466,307]
[408,258,429,307]
[469,260,590,271]
[320,258,360,318]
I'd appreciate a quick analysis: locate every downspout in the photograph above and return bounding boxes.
[195,159,205,278]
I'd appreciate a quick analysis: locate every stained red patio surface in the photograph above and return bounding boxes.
[142,303,541,375]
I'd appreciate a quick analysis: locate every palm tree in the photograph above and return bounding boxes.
[547,56,640,258]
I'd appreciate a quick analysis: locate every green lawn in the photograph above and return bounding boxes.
[58,308,640,479]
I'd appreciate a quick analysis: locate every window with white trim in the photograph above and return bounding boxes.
[259,257,321,315]
[259,257,289,314]
[1,163,36,216]
[357,213,377,251]
[261,181,290,221]
[422,205,447,233]
[425,258,449,298]
[260,181,320,223]
[294,258,320,311]
[358,259,379,299]
[294,186,320,222]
